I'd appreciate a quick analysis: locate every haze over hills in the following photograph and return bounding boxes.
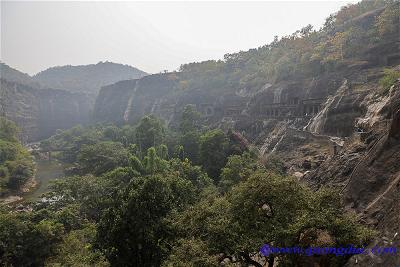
[0,63,93,141]
[33,61,147,95]
[0,62,147,141]
[1,61,147,141]
[0,0,400,266]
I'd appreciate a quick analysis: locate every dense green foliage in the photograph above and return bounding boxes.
[0,111,374,266]
[135,115,166,153]
[78,141,129,175]
[97,174,198,266]
[0,117,19,142]
[0,209,64,266]
[0,117,34,194]
[165,169,374,266]
[199,129,229,181]
[177,105,202,164]
[379,68,400,93]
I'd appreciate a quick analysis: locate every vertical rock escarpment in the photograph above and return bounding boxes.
[1,79,40,141]
[300,81,400,267]
[36,88,93,140]
[93,79,137,125]
[93,74,179,125]
[305,79,368,137]
[1,79,93,142]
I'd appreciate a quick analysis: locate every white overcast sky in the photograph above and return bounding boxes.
[1,0,358,75]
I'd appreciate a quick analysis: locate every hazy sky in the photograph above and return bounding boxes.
[1,1,358,75]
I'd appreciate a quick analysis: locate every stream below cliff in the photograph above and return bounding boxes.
[0,158,66,204]
[24,159,67,202]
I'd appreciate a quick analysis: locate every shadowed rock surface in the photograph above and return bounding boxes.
[1,62,147,141]
[1,79,92,142]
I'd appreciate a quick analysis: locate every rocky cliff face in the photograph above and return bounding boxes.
[93,74,179,125]
[93,63,392,141]
[94,72,248,127]
[302,81,400,267]
[252,75,400,267]
[1,79,92,142]
[1,79,39,141]
[94,76,254,130]
[1,62,148,142]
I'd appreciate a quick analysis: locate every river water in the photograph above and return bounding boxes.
[24,159,66,201]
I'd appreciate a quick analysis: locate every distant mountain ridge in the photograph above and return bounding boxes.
[33,61,147,94]
[0,63,93,141]
[1,61,146,141]
[0,62,40,88]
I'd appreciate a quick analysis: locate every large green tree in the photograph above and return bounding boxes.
[179,105,201,134]
[135,115,166,153]
[199,129,229,181]
[177,105,202,164]
[78,141,129,175]
[166,171,374,266]
[0,117,19,142]
[0,118,34,193]
[96,174,198,266]
[0,210,64,267]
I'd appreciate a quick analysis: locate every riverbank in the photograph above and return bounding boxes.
[0,176,37,204]
[0,158,67,204]
[23,159,66,201]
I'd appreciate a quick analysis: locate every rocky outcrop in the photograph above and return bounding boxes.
[36,88,93,140]
[240,74,400,266]
[93,74,178,125]
[92,65,389,145]
[93,72,254,128]
[299,80,400,267]
[93,79,136,125]
[342,83,400,267]
[1,79,39,141]
[1,79,92,142]
[305,79,370,137]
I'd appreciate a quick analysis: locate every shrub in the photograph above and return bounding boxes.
[379,68,400,94]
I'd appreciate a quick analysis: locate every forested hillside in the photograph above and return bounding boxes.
[178,0,397,91]
[0,117,34,196]
[94,0,399,129]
